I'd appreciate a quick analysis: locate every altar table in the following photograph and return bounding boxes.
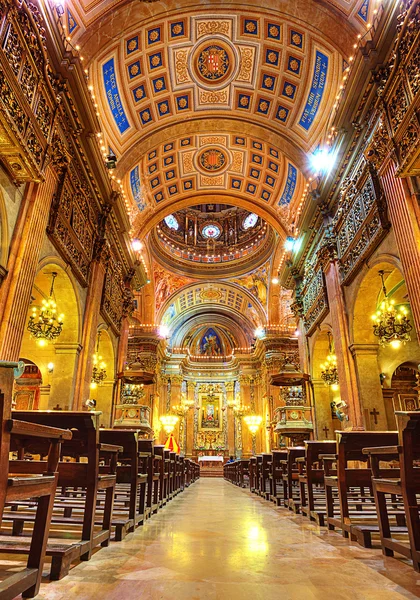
[198,456,224,463]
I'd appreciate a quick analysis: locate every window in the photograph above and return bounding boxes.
[202,224,221,239]
[243,213,258,229]
[164,214,179,230]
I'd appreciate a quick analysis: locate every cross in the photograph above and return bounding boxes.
[323,425,329,438]
[370,407,380,425]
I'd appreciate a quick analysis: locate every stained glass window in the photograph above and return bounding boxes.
[202,224,221,239]
[243,213,258,229]
[164,214,179,230]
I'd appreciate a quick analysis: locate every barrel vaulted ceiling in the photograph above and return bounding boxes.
[65,0,376,240]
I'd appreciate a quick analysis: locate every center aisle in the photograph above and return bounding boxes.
[40,479,419,600]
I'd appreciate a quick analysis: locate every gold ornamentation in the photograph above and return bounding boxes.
[199,90,228,104]
[196,21,230,37]
[200,175,224,186]
[182,152,194,173]
[175,49,190,84]
[237,47,254,82]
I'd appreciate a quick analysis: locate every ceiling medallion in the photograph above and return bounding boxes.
[198,147,227,173]
[202,223,222,239]
[200,288,223,301]
[190,37,237,89]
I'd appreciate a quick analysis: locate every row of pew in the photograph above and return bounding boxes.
[0,400,199,599]
[224,411,420,573]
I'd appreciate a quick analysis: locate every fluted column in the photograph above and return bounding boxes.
[380,162,420,337]
[0,169,57,361]
[322,257,363,429]
[186,381,195,457]
[72,259,106,409]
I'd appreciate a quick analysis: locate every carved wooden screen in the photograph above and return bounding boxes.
[101,244,125,334]
[0,1,56,182]
[47,166,97,286]
[333,161,389,284]
[301,267,329,335]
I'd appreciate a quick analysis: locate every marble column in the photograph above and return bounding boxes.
[312,379,336,439]
[349,343,387,430]
[380,162,420,337]
[323,259,364,429]
[49,342,82,409]
[72,259,106,409]
[185,382,195,457]
[0,170,57,361]
[112,318,129,425]
[226,382,235,455]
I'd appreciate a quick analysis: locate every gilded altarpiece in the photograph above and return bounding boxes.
[194,383,228,451]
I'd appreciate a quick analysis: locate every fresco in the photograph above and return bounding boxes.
[154,264,195,311]
[230,261,269,309]
[200,328,223,355]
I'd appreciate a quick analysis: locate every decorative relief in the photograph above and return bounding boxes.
[196,20,231,37]
[199,89,228,104]
[200,174,224,186]
[174,49,190,84]
[101,246,126,334]
[237,47,254,82]
[388,80,408,133]
[301,269,328,335]
[333,165,389,284]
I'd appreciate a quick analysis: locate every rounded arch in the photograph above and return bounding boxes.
[18,260,81,409]
[136,194,288,240]
[158,280,267,329]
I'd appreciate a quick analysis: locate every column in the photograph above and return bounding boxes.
[349,343,388,430]
[225,381,235,455]
[185,381,195,457]
[49,342,82,409]
[380,162,420,337]
[0,169,57,361]
[322,258,364,429]
[73,259,106,409]
[312,379,336,439]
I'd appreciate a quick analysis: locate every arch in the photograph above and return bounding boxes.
[170,309,252,349]
[310,324,340,439]
[137,194,288,241]
[158,280,267,329]
[18,260,81,409]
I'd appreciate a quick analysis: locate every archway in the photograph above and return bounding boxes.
[310,327,341,440]
[351,260,420,429]
[18,261,81,409]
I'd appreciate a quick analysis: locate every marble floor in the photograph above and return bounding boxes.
[34,479,420,600]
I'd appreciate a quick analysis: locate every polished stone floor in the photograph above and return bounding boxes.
[36,479,420,600]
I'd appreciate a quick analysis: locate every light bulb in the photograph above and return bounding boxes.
[390,340,401,349]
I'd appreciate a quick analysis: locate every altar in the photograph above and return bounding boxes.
[197,454,224,477]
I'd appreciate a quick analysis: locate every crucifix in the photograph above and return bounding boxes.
[370,407,380,425]
[323,425,329,438]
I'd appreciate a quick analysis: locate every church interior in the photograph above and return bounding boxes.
[0,0,419,598]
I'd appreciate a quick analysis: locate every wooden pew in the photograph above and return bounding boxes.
[6,410,121,580]
[238,459,249,488]
[249,456,257,492]
[296,441,337,525]
[270,450,287,506]
[0,390,72,599]
[99,429,148,540]
[260,454,272,501]
[363,412,420,570]
[138,439,158,517]
[280,447,305,511]
[154,445,169,506]
[322,431,399,545]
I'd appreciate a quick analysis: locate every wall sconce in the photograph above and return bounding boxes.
[47,362,54,373]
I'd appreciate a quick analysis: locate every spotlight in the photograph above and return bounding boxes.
[47,362,54,373]
[254,326,265,339]
[132,239,143,252]
[284,236,295,251]
[271,277,279,285]
[158,324,170,338]
[310,148,336,173]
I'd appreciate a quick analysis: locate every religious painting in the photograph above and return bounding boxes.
[198,383,222,430]
[230,261,269,309]
[200,328,222,355]
[154,263,195,311]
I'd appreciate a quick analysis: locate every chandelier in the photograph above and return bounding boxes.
[233,395,249,417]
[27,272,64,347]
[243,414,263,435]
[320,332,339,389]
[159,414,179,434]
[173,392,193,415]
[90,331,107,389]
[372,270,412,349]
